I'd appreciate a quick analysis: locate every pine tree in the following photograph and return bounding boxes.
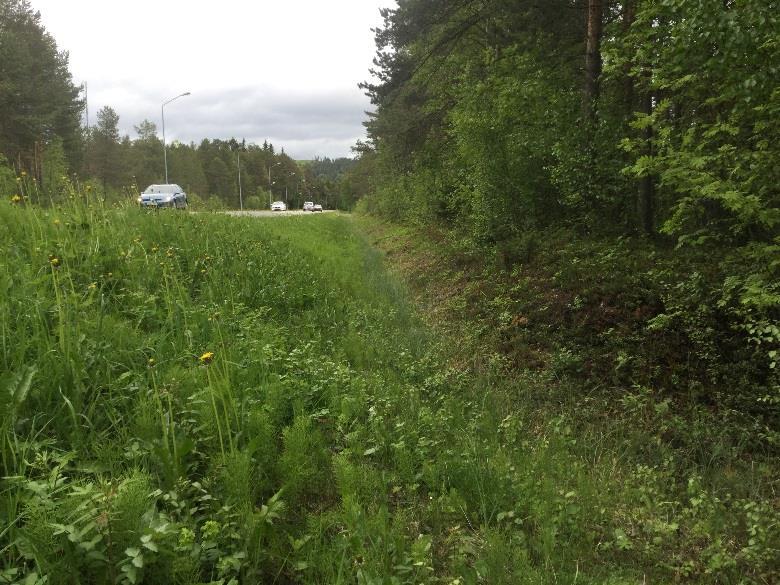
[0,0,83,174]
[87,106,124,190]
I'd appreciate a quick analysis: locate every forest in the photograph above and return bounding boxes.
[349,0,779,424]
[348,3,779,577]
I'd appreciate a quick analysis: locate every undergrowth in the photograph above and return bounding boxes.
[360,217,780,585]
[0,185,777,584]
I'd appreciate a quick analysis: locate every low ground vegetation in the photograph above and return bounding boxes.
[360,217,780,584]
[1,183,778,583]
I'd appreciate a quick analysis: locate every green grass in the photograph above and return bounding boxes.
[0,193,777,584]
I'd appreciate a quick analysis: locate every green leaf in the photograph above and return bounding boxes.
[122,564,138,584]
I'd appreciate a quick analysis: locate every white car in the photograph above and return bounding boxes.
[313,204,323,212]
[138,184,188,209]
[271,201,287,211]
[303,201,314,211]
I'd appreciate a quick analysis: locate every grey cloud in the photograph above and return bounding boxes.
[94,85,371,159]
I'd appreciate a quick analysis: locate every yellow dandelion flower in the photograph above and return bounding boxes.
[199,351,215,365]
[88,282,97,290]
[48,255,61,268]
[53,218,61,225]
[10,194,22,204]
[148,357,156,367]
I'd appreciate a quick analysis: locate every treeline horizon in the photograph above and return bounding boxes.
[0,0,363,210]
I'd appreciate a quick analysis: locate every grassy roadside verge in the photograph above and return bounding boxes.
[356,215,779,584]
[1,195,777,584]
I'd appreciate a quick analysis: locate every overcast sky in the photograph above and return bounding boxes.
[30,0,396,159]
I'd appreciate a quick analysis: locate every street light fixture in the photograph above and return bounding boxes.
[237,149,243,211]
[268,161,282,208]
[286,171,296,207]
[162,91,191,184]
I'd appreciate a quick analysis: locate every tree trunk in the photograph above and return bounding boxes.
[639,91,655,235]
[622,1,635,112]
[584,0,603,120]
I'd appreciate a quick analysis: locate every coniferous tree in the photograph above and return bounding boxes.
[0,0,83,174]
[87,106,124,190]
[130,119,163,189]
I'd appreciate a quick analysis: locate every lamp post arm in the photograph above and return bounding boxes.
[161,92,190,185]
[162,104,168,183]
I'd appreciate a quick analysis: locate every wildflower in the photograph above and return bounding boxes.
[199,351,215,365]
[88,282,97,290]
[10,194,22,204]
[53,218,60,225]
[48,255,61,268]
[178,527,195,548]
[20,171,26,177]
[151,246,159,253]
[86,185,92,191]
[201,520,220,541]
[148,357,156,367]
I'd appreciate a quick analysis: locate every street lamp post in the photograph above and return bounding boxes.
[286,171,296,208]
[284,171,298,208]
[267,161,281,208]
[237,150,243,211]
[162,92,191,184]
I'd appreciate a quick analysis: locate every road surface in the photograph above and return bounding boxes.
[223,210,337,217]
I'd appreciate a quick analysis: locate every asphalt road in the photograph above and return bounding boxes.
[223,210,337,217]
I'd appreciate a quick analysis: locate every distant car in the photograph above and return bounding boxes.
[271,201,287,211]
[138,184,187,209]
[313,204,323,212]
[303,201,314,211]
